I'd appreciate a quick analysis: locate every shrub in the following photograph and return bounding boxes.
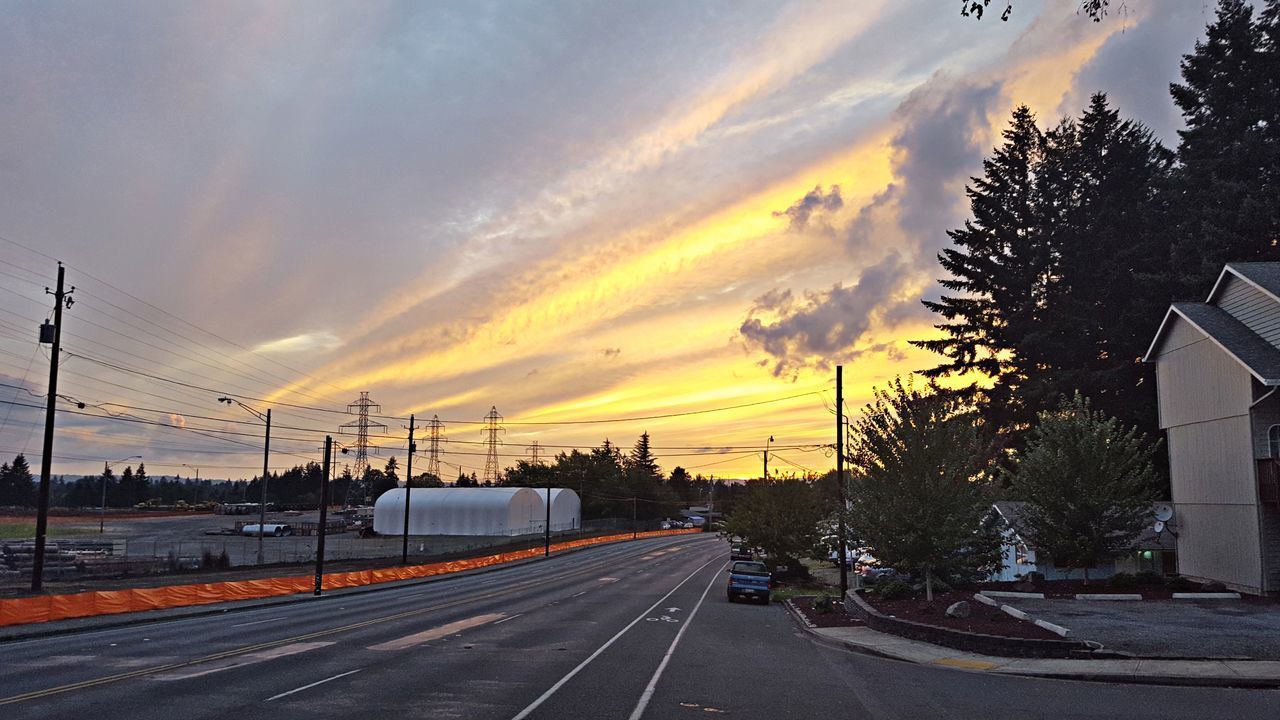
[1109,572,1137,589]
[1135,570,1164,585]
[1165,575,1199,592]
[200,548,231,570]
[871,579,913,600]
[812,594,835,614]
[915,577,952,595]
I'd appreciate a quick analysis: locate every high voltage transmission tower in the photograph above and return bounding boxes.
[340,391,387,505]
[426,414,445,479]
[526,440,542,465]
[482,406,504,484]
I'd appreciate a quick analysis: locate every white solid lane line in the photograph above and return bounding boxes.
[229,617,282,628]
[266,669,363,702]
[627,562,726,720]
[495,614,524,625]
[508,554,721,720]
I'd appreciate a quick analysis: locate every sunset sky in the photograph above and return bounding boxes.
[0,1,1212,481]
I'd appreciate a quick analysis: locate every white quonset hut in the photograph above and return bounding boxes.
[372,487,580,536]
[546,488,581,532]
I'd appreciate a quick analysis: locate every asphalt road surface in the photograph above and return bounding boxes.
[1,534,1274,719]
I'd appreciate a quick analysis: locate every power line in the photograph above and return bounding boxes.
[0,232,351,405]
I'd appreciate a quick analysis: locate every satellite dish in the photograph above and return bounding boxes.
[1154,504,1175,522]
[1154,520,1166,534]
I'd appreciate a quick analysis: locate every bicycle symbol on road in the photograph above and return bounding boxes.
[645,615,680,623]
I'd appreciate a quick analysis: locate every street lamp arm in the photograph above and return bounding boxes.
[217,396,268,423]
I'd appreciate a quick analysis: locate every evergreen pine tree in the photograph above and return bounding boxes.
[0,455,34,506]
[914,105,1051,444]
[118,466,136,507]
[134,463,150,504]
[1166,0,1280,299]
[1042,94,1174,438]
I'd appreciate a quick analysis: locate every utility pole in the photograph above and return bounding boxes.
[836,365,848,597]
[221,396,273,565]
[32,262,73,592]
[545,475,552,558]
[763,435,773,480]
[258,409,271,565]
[401,415,415,565]
[315,435,331,596]
[632,496,637,540]
[706,477,714,533]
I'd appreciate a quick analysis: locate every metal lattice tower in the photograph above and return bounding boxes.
[526,441,542,465]
[340,392,387,505]
[426,415,445,479]
[481,406,504,484]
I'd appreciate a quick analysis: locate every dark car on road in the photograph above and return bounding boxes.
[729,544,754,561]
[726,561,772,603]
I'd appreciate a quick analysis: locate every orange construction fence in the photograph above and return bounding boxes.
[0,528,701,628]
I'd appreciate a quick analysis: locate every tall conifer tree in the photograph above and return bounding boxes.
[1167,0,1280,298]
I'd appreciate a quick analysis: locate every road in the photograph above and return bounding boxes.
[0,534,1274,719]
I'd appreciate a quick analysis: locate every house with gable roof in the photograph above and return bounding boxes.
[1144,262,1280,595]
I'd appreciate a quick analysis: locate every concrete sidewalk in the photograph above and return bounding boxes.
[801,622,1280,688]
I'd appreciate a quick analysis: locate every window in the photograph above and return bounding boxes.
[1270,425,1280,459]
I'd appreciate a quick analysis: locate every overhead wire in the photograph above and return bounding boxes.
[0,232,352,406]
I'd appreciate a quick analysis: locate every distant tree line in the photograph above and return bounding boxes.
[0,429,751,520]
[499,433,746,521]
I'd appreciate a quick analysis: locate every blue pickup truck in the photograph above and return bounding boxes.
[726,561,772,604]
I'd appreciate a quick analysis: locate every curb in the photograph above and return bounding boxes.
[781,599,907,665]
[0,533,699,643]
[978,594,1072,638]
[784,595,1280,689]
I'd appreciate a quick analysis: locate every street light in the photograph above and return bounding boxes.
[101,455,141,533]
[218,396,272,565]
[182,464,201,503]
[763,435,774,480]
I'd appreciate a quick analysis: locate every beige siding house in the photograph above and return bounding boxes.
[1145,262,1280,595]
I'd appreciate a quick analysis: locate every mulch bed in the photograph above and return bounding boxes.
[861,591,1062,640]
[789,595,865,628]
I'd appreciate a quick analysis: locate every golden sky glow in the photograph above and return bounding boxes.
[0,1,1205,479]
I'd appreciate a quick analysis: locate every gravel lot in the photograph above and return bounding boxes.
[1,511,596,590]
[1009,598,1280,659]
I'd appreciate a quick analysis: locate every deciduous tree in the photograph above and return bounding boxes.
[1004,394,1159,582]
[723,478,823,572]
[847,378,1001,600]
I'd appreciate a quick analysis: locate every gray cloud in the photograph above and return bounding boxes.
[772,185,843,231]
[1060,5,1208,145]
[739,253,908,377]
[742,72,999,376]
